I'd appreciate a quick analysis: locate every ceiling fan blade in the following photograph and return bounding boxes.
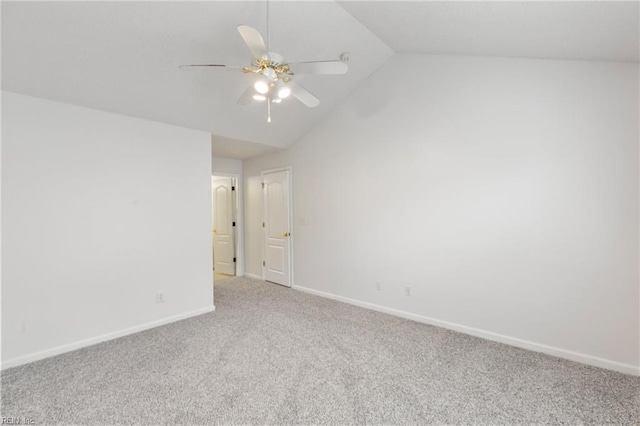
[288,81,320,108]
[237,85,255,106]
[237,25,268,60]
[179,64,244,70]
[288,60,348,75]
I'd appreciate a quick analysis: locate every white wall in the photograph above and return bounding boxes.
[212,156,242,175]
[1,92,214,367]
[244,54,640,374]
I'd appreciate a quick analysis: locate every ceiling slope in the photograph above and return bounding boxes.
[339,1,639,63]
[212,135,282,160]
[1,1,394,149]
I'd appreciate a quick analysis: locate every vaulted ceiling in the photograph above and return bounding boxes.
[340,1,639,63]
[2,1,637,159]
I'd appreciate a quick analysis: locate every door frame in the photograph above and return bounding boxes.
[211,172,245,277]
[261,166,294,287]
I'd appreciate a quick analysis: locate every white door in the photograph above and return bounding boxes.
[263,169,291,287]
[212,176,236,275]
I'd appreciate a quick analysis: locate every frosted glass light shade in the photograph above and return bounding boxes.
[254,81,269,94]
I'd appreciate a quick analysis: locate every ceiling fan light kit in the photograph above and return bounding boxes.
[277,85,291,99]
[254,79,270,94]
[181,14,348,123]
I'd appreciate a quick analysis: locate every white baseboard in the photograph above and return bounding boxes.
[1,305,216,370]
[292,285,640,376]
[244,273,264,280]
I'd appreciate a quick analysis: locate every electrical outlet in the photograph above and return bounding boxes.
[404,286,411,297]
[375,282,382,291]
[156,291,165,304]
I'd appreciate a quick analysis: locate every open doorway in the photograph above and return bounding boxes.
[212,175,238,280]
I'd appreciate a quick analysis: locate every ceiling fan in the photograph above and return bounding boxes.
[180,23,348,123]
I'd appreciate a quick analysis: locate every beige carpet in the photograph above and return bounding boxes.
[2,276,639,424]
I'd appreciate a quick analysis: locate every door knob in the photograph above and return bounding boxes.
[213,229,217,234]
[282,232,290,237]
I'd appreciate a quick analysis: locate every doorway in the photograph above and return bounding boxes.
[212,175,238,278]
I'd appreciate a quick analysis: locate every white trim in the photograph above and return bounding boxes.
[292,285,640,377]
[244,272,264,280]
[261,166,292,175]
[1,305,215,370]
[211,172,239,178]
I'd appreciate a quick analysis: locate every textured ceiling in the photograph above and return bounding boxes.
[1,1,394,150]
[2,1,637,159]
[339,1,639,63]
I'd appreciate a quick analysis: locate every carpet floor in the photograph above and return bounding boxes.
[2,276,639,425]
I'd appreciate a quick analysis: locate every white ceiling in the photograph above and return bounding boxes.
[339,1,639,63]
[1,1,393,152]
[2,1,638,159]
[211,135,282,160]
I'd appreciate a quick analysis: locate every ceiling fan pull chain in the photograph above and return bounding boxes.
[267,92,272,123]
